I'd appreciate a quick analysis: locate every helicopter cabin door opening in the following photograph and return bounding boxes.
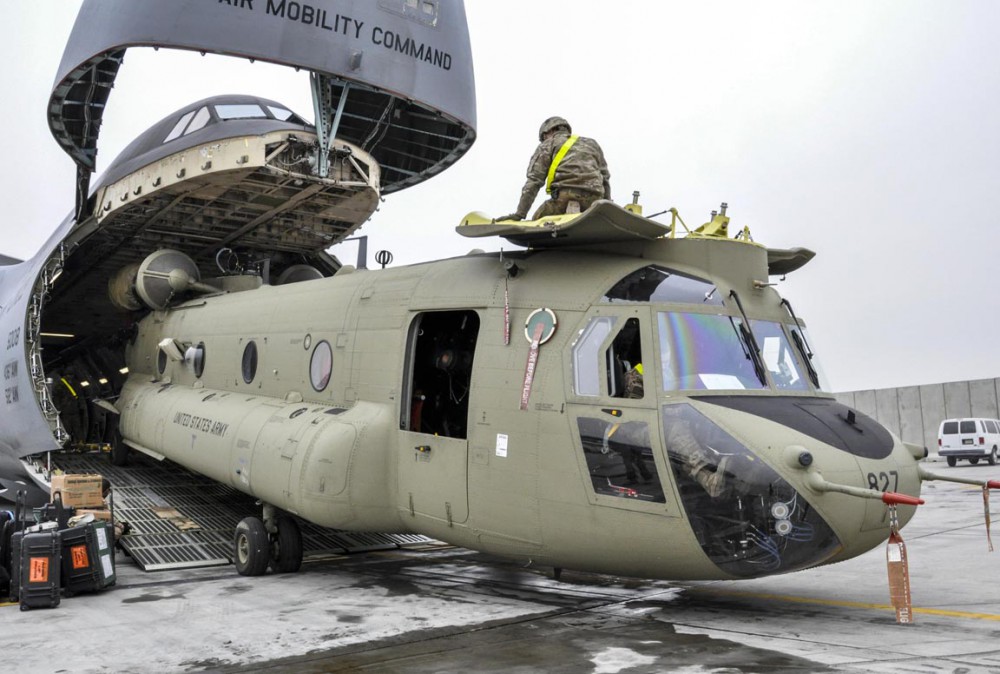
[566,306,678,515]
[398,310,480,527]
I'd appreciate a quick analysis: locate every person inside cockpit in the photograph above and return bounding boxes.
[602,420,653,484]
[666,419,731,498]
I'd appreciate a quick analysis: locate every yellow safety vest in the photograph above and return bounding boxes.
[546,135,579,194]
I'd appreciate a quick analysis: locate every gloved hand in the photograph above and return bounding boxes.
[494,213,524,223]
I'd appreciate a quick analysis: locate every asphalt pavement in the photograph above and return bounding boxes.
[2,462,999,673]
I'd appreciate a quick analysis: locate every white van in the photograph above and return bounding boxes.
[937,418,1000,466]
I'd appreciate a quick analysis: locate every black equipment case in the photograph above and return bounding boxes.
[61,521,116,595]
[17,529,61,610]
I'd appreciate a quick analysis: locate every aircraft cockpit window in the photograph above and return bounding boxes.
[309,340,333,392]
[662,403,841,576]
[163,110,196,143]
[571,316,616,396]
[605,266,722,306]
[788,326,830,391]
[657,312,766,391]
[576,417,665,503]
[242,341,258,384]
[267,106,296,121]
[215,104,267,120]
[606,318,643,399]
[750,321,808,391]
[185,107,211,135]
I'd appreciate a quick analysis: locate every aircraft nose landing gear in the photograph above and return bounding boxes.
[233,505,303,576]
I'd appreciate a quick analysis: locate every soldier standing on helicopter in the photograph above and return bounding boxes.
[498,116,611,221]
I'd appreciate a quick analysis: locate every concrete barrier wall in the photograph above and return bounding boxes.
[836,378,1000,455]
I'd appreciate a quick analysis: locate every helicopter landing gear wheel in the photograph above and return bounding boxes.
[270,516,303,574]
[946,456,957,467]
[970,457,980,465]
[234,516,269,576]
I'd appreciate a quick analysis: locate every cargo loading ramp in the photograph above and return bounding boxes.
[54,451,433,572]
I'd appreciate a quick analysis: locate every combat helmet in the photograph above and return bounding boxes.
[538,116,571,141]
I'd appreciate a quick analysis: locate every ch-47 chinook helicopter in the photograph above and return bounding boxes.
[1,0,997,588]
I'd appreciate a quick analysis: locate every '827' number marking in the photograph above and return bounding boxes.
[6,327,19,350]
[867,470,899,493]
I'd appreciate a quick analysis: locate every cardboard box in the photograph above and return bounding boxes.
[74,508,112,522]
[50,474,104,508]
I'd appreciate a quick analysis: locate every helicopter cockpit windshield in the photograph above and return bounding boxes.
[602,265,825,393]
[658,312,766,391]
[750,320,810,391]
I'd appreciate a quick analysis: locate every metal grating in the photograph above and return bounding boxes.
[53,450,433,571]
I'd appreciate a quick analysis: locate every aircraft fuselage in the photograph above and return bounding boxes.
[117,235,921,580]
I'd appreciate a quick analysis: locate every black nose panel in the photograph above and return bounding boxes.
[694,396,894,460]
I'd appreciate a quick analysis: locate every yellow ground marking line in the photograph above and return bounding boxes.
[691,588,1000,621]
[0,601,18,608]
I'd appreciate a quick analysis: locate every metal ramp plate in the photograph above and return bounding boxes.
[53,451,434,571]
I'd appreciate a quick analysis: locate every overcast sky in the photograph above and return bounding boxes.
[1,1,998,393]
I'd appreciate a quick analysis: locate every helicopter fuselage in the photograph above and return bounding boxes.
[117,233,921,580]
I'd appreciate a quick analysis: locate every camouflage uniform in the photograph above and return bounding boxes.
[666,421,730,498]
[510,127,611,220]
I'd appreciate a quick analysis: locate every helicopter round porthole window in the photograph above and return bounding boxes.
[157,348,167,376]
[242,341,258,384]
[192,342,206,378]
[309,340,333,391]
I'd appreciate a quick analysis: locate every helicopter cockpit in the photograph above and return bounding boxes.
[602,264,827,394]
[573,263,849,576]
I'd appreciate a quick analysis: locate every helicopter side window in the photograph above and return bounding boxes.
[242,341,258,385]
[309,340,333,392]
[604,266,722,305]
[571,316,616,396]
[606,318,643,399]
[750,321,808,391]
[403,311,480,439]
[576,417,665,503]
[657,312,766,391]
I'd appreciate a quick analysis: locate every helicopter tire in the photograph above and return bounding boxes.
[969,457,980,466]
[234,517,269,576]
[946,456,957,467]
[269,516,303,574]
[989,448,997,466]
[110,428,129,467]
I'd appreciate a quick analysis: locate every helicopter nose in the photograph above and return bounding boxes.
[661,403,842,578]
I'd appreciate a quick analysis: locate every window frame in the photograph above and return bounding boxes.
[309,340,333,392]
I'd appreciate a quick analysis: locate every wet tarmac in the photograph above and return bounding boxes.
[3,463,999,673]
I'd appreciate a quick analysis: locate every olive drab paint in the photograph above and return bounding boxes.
[3,0,999,589]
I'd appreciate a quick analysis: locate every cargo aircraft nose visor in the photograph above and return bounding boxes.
[661,403,841,577]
